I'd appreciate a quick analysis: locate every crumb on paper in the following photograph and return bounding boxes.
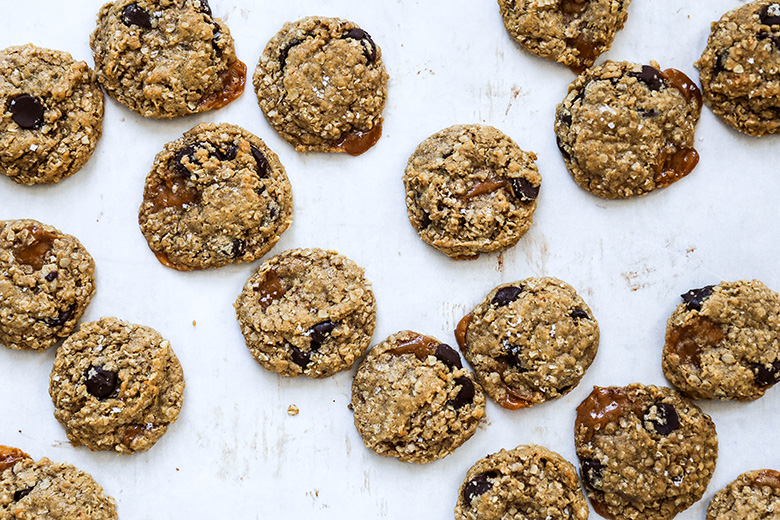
[287,405,299,416]
[192,320,196,326]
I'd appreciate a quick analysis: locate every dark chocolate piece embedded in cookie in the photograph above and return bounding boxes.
[0,44,103,185]
[49,317,185,454]
[351,330,485,464]
[454,445,588,520]
[497,0,632,73]
[457,277,598,409]
[663,280,780,401]
[574,384,718,520]
[91,0,245,119]
[138,122,292,271]
[555,60,702,199]
[404,124,541,260]
[696,1,780,136]
[707,469,780,520]
[0,220,96,352]
[253,16,388,154]
[235,248,376,379]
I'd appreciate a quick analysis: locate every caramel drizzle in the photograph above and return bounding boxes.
[498,387,533,410]
[13,225,58,271]
[0,445,31,472]
[152,250,181,271]
[255,270,287,310]
[754,469,780,489]
[560,0,588,16]
[590,499,618,520]
[388,334,438,359]
[197,60,247,111]
[455,312,474,351]
[461,179,510,201]
[121,424,152,448]
[335,123,383,156]
[575,386,634,443]
[567,37,600,74]
[666,316,725,367]
[660,68,702,109]
[653,148,699,188]
[146,177,199,213]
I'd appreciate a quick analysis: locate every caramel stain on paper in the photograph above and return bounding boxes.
[622,265,656,291]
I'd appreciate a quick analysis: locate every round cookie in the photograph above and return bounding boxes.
[49,317,185,454]
[707,469,780,520]
[235,248,376,379]
[253,16,388,154]
[0,446,117,519]
[138,122,292,271]
[696,1,780,136]
[403,124,541,260]
[497,0,632,73]
[90,0,245,119]
[351,330,486,464]
[555,60,702,199]
[454,445,588,520]
[456,278,598,409]
[574,384,719,520]
[663,280,780,401]
[0,219,96,352]
[0,44,103,185]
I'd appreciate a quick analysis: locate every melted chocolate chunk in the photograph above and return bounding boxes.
[570,308,590,320]
[760,4,780,26]
[45,271,59,282]
[681,285,715,311]
[250,145,271,178]
[9,94,45,129]
[280,39,302,71]
[197,0,212,15]
[209,21,223,58]
[643,402,680,435]
[290,345,311,368]
[121,3,153,29]
[230,238,245,259]
[560,113,572,125]
[491,286,523,307]
[45,304,75,328]
[713,51,729,76]
[501,343,528,372]
[751,361,780,387]
[343,28,377,64]
[84,366,119,400]
[581,458,605,489]
[511,178,540,202]
[556,135,570,161]
[640,109,659,118]
[449,376,475,409]
[435,343,463,369]
[173,143,209,176]
[220,144,238,161]
[462,472,497,503]
[13,487,33,501]
[310,321,336,345]
[758,32,780,49]
[629,65,664,91]
[419,211,432,230]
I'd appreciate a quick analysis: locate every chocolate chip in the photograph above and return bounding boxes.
[45,304,75,328]
[511,178,540,202]
[462,472,497,503]
[343,28,377,64]
[435,343,463,369]
[84,366,119,400]
[501,343,528,371]
[209,21,223,58]
[556,135,570,161]
[13,487,33,501]
[491,286,523,307]
[580,458,605,489]
[220,145,238,161]
[173,142,213,176]
[419,211,432,230]
[230,238,245,259]
[250,145,271,178]
[290,345,311,368]
[197,0,212,15]
[121,3,153,29]
[643,402,680,435]
[9,94,45,129]
[449,376,475,409]
[713,51,729,76]
[560,113,572,125]
[681,285,714,311]
[45,271,59,282]
[310,321,336,345]
[570,308,589,320]
[751,361,780,387]
[629,65,664,91]
[280,39,302,70]
[760,4,780,26]
[758,32,780,49]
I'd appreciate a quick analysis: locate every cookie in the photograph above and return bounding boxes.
[49,317,185,454]
[663,280,780,401]
[454,445,588,520]
[696,1,780,136]
[91,0,245,119]
[456,277,598,409]
[403,124,541,260]
[350,330,485,464]
[0,44,103,185]
[0,219,96,352]
[0,446,117,519]
[253,16,388,155]
[707,469,780,520]
[497,0,632,73]
[235,248,376,379]
[555,60,702,199]
[574,384,718,520]
[138,122,293,271]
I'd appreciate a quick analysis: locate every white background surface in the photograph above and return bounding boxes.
[1,0,780,518]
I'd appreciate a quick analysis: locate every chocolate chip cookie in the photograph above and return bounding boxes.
[663,280,780,401]
[235,248,376,378]
[351,330,486,464]
[91,0,245,119]
[454,445,588,520]
[575,384,718,520]
[49,317,185,454]
[707,469,780,520]
[555,60,702,199]
[0,446,117,519]
[696,1,780,136]
[0,44,103,185]
[497,0,632,73]
[404,124,541,260]
[138,122,293,271]
[0,219,96,352]
[456,278,598,409]
[254,16,388,154]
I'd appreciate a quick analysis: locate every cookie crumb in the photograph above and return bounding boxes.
[192,320,196,326]
[287,405,299,416]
